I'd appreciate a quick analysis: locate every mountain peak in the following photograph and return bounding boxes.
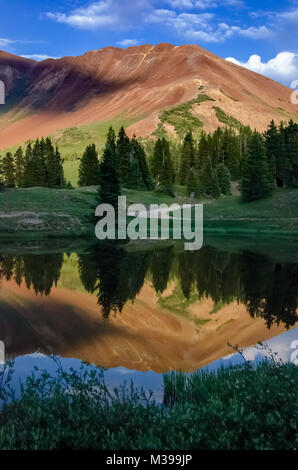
[0,44,296,150]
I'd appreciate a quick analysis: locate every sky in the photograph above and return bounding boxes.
[1,0,298,86]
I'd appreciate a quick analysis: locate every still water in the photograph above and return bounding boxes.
[0,238,298,395]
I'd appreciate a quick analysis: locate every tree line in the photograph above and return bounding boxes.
[1,119,298,203]
[0,138,67,189]
[78,127,154,206]
[148,119,298,201]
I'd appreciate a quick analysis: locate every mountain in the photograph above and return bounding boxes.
[0,43,297,150]
[1,277,289,372]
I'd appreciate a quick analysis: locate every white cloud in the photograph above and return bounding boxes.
[147,9,269,43]
[234,25,273,39]
[166,0,243,9]
[116,39,139,47]
[280,8,298,22]
[226,51,298,86]
[46,0,271,44]
[21,54,59,61]
[47,0,152,31]
[0,37,14,48]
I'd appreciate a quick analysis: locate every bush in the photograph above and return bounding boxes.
[0,354,297,450]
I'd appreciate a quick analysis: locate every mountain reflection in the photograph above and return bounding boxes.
[0,244,298,329]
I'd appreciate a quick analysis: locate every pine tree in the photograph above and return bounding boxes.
[78,144,100,187]
[32,139,47,186]
[127,137,146,190]
[264,120,287,188]
[197,132,209,171]
[1,152,15,188]
[14,147,25,187]
[221,128,241,180]
[286,134,298,187]
[241,132,273,202]
[156,138,174,196]
[117,127,131,187]
[217,163,232,195]
[131,137,154,190]
[282,119,298,187]
[54,146,66,188]
[23,143,34,188]
[201,157,220,199]
[0,160,4,191]
[96,127,121,210]
[44,138,56,188]
[179,132,194,184]
[150,139,163,182]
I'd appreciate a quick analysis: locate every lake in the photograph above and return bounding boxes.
[0,237,298,397]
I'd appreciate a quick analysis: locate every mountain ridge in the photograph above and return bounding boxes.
[0,43,297,150]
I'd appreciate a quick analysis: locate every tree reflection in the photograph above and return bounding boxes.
[0,253,63,295]
[78,245,298,328]
[0,244,297,328]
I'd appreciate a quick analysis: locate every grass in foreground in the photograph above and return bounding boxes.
[0,354,297,450]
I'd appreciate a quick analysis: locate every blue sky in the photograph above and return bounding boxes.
[1,0,298,85]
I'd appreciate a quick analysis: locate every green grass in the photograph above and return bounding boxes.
[213,106,243,130]
[64,159,80,186]
[0,355,297,450]
[0,115,142,163]
[53,115,141,161]
[154,93,215,139]
[0,186,298,238]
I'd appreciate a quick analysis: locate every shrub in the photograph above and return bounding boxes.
[0,354,297,450]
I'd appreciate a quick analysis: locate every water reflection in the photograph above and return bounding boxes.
[0,243,298,329]
[0,253,63,295]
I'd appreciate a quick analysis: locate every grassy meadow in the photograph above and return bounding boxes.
[1,185,298,238]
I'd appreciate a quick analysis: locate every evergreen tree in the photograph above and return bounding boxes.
[201,157,220,199]
[217,163,232,195]
[150,138,174,185]
[78,144,100,187]
[150,139,163,182]
[14,147,25,188]
[44,138,56,188]
[0,161,4,191]
[282,119,298,187]
[131,138,154,190]
[221,128,241,180]
[241,132,273,202]
[96,127,121,210]
[264,120,287,188]
[117,127,131,187]
[286,134,298,187]
[197,132,209,171]
[157,138,174,196]
[23,143,34,188]
[179,132,194,184]
[54,146,66,188]
[1,152,15,188]
[32,139,47,186]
